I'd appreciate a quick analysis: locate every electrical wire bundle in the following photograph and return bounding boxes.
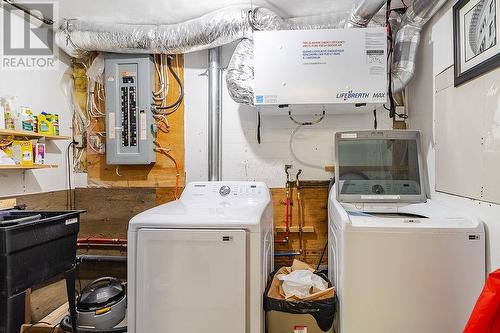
[85,59,107,155]
[152,54,184,116]
[151,54,184,200]
[68,55,107,176]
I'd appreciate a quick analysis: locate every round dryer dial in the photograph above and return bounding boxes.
[219,186,231,196]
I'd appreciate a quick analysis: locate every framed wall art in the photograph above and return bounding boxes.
[454,0,500,86]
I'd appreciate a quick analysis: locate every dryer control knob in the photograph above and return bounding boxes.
[219,186,231,196]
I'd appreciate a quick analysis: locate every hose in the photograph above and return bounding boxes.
[288,109,327,171]
[60,316,126,333]
[76,255,127,264]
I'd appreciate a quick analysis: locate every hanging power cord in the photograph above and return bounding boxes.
[373,109,378,129]
[386,0,397,119]
[257,111,262,144]
[288,108,326,170]
[22,321,60,333]
[385,0,409,121]
[295,169,304,256]
[316,241,328,271]
[60,316,126,333]
[66,141,75,210]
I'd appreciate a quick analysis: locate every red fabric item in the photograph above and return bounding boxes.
[463,269,500,333]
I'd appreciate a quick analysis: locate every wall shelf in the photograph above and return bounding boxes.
[0,164,58,170]
[0,129,71,140]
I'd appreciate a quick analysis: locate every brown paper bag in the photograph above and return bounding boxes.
[267,259,335,302]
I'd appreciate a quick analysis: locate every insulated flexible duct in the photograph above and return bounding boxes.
[226,38,255,105]
[391,0,448,92]
[346,0,387,28]
[56,6,284,58]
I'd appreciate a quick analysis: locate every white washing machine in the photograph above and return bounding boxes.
[329,130,485,333]
[128,181,273,333]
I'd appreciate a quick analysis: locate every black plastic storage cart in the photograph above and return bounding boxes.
[0,210,84,333]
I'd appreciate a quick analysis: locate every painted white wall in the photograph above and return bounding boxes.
[408,0,500,272]
[0,54,81,197]
[184,44,393,187]
[0,3,77,197]
[0,3,90,198]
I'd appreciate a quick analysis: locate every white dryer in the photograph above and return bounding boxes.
[329,130,485,333]
[128,181,273,333]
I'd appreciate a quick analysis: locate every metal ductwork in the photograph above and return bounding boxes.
[391,0,449,92]
[346,0,387,28]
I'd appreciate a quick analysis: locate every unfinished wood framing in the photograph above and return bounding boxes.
[73,54,186,190]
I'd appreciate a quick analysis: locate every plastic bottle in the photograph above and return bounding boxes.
[38,112,54,135]
[1,96,17,130]
[0,104,5,130]
[18,107,36,132]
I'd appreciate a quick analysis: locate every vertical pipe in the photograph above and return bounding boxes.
[208,47,222,181]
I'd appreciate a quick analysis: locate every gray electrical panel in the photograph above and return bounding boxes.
[105,54,156,165]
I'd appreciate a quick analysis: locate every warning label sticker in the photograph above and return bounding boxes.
[294,326,308,333]
[365,32,386,76]
[302,40,345,65]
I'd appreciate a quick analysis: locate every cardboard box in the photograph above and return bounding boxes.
[33,143,45,165]
[11,140,33,166]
